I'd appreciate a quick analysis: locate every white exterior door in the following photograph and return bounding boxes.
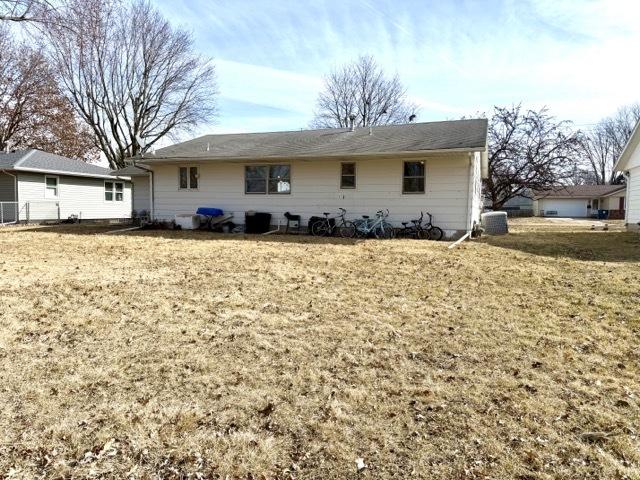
[539,199,588,217]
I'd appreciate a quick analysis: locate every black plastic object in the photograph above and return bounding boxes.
[245,211,272,233]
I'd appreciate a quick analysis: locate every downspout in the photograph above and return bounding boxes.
[466,152,476,233]
[623,171,630,225]
[450,153,475,249]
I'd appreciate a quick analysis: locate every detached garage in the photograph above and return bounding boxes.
[533,185,626,219]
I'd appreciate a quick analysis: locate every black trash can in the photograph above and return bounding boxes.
[245,211,272,233]
[597,209,608,220]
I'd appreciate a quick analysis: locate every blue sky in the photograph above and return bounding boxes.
[155,0,640,136]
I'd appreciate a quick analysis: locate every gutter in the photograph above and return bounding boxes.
[15,166,117,179]
[134,147,486,165]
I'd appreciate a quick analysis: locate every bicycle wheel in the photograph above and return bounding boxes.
[384,222,397,239]
[395,228,410,239]
[339,220,356,238]
[311,221,329,236]
[374,222,395,239]
[353,220,368,238]
[416,228,429,240]
[428,227,444,241]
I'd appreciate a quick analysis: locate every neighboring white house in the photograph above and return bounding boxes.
[132,120,489,239]
[484,189,534,216]
[532,185,626,219]
[0,149,132,224]
[110,165,151,216]
[614,120,640,230]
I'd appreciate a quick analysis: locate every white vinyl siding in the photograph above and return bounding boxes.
[132,175,151,213]
[627,166,640,227]
[16,172,131,220]
[150,154,475,233]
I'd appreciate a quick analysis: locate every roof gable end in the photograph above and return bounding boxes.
[614,120,640,171]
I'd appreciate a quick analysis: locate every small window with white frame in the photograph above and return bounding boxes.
[179,166,199,189]
[105,181,124,201]
[340,162,356,189]
[402,161,425,194]
[45,175,59,198]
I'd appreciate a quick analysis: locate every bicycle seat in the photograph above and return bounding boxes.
[323,212,330,216]
[362,215,370,219]
[401,222,408,226]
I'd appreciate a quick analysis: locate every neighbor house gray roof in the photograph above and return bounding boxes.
[110,165,150,176]
[534,185,626,199]
[0,149,116,178]
[138,119,488,162]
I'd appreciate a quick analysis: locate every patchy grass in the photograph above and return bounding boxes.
[0,221,639,479]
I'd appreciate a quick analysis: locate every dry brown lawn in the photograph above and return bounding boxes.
[0,220,639,479]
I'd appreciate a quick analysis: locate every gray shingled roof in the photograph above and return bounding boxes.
[0,151,26,169]
[141,119,488,162]
[110,165,150,176]
[0,150,113,178]
[534,185,626,199]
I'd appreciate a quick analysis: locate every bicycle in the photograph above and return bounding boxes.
[423,212,444,240]
[396,212,443,240]
[396,212,429,239]
[311,208,356,238]
[353,209,395,239]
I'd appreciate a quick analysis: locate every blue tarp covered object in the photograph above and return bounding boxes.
[196,207,224,217]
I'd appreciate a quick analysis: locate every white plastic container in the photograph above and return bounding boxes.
[174,214,200,230]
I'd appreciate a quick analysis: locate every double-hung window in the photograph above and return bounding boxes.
[45,176,59,198]
[245,165,291,194]
[105,181,124,201]
[340,162,356,189]
[179,166,199,189]
[403,161,425,194]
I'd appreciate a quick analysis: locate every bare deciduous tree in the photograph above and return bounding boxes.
[485,105,581,209]
[0,27,98,161]
[0,0,57,23]
[579,103,640,184]
[311,55,417,129]
[43,0,218,169]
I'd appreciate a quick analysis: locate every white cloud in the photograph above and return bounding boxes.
[155,0,640,132]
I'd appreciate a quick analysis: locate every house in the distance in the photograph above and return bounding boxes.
[614,121,640,230]
[131,120,489,239]
[484,189,534,217]
[0,149,132,224]
[532,185,626,219]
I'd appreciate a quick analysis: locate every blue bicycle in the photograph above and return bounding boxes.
[353,210,395,239]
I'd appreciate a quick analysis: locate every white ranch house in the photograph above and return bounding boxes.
[615,120,640,230]
[125,120,489,239]
[533,185,626,219]
[0,150,132,224]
